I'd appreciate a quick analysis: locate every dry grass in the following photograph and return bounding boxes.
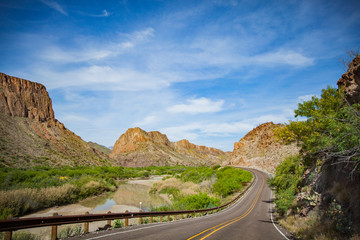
[279,210,359,240]
[150,178,201,196]
[0,184,77,217]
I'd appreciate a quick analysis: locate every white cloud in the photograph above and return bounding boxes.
[200,122,254,135]
[99,9,110,17]
[40,0,68,16]
[135,115,158,126]
[129,28,154,42]
[33,65,170,91]
[43,47,113,63]
[252,50,314,67]
[167,98,224,114]
[40,28,154,64]
[161,121,254,141]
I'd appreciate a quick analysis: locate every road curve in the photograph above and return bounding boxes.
[69,169,292,240]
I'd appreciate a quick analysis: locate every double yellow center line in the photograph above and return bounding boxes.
[187,173,265,240]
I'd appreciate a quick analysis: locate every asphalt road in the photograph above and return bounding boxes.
[70,169,292,240]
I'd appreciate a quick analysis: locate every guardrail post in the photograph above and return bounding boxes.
[160,216,163,222]
[125,210,129,227]
[181,214,184,220]
[174,215,177,220]
[4,215,12,240]
[107,211,112,227]
[139,210,143,225]
[150,216,153,223]
[84,211,90,234]
[167,215,170,222]
[51,212,58,240]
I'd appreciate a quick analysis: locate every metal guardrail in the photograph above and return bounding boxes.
[0,179,254,239]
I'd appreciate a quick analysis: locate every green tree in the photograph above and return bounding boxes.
[276,86,360,171]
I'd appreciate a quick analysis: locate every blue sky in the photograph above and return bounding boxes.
[0,0,359,151]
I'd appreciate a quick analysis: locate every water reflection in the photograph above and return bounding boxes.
[80,183,166,212]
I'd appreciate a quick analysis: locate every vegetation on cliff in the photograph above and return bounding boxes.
[271,85,360,239]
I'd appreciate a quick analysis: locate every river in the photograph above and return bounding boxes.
[17,176,167,239]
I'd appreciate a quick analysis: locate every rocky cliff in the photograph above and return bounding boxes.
[225,122,299,173]
[337,55,360,104]
[0,73,113,167]
[110,127,227,167]
[0,73,55,122]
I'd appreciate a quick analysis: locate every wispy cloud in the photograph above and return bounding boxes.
[40,28,154,64]
[97,9,110,17]
[161,121,254,142]
[251,50,315,67]
[167,98,224,114]
[33,65,170,91]
[40,0,67,16]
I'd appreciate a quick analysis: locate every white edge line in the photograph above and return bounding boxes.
[84,173,259,240]
[269,191,290,240]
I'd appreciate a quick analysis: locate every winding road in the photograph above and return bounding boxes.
[70,169,292,240]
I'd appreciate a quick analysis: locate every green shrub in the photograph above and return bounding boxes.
[174,192,220,210]
[269,155,304,215]
[212,167,253,198]
[179,167,214,183]
[112,219,124,228]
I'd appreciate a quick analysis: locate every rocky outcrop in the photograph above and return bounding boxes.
[337,55,360,104]
[110,127,227,167]
[0,73,114,168]
[175,139,224,156]
[226,122,299,173]
[0,73,55,122]
[110,127,172,157]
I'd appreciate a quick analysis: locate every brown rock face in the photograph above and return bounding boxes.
[175,139,224,156]
[0,73,114,168]
[337,55,360,104]
[110,127,172,156]
[0,73,55,122]
[226,122,299,173]
[110,127,227,167]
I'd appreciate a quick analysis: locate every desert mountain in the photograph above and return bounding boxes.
[225,122,299,173]
[110,127,228,167]
[88,142,112,155]
[0,73,114,167]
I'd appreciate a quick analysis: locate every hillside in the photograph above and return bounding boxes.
[225,122,299,173]
[88,141,112,155]
[0,73,114,167]
[270,55,360,239]
[110,127,228,167]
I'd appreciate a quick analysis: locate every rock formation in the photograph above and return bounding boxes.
[337,55,360,104]
[110,127,228,167]
[225,122,299,173]
[175,139,224,156]
[0,73,55,122]
[0,73,113,168]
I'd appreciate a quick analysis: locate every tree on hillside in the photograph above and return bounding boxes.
[275,86,360,175]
